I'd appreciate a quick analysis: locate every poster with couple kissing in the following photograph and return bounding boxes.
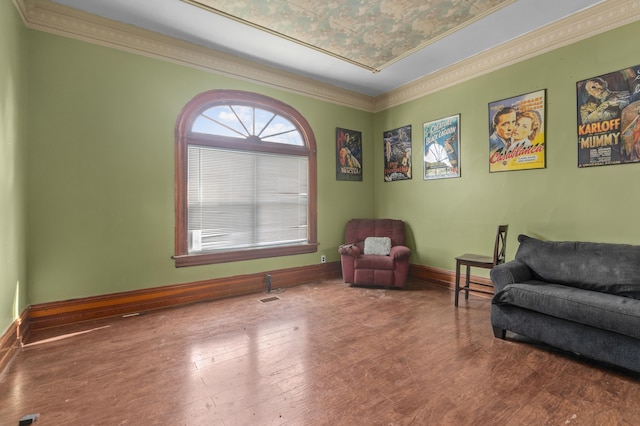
[488,89,546,173]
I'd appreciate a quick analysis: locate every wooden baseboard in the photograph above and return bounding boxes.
[0,308,30,378]
[27,261,342,331]
[24,261,487,332]
[410,263,453,288]
[409,263,493,290]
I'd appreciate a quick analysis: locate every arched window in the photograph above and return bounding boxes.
[174,90,318,267]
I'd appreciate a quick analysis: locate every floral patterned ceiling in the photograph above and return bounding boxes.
[183,0,513,71]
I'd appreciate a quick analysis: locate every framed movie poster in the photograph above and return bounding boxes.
[336,127,362,181]
[577,64,640,167]
[383,125,412,181]
[488,89,546,172]
[423,114,460,180]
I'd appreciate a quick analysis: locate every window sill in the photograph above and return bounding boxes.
[173,243,318,267]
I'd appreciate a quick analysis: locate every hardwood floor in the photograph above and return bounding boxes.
[1,279,639,425]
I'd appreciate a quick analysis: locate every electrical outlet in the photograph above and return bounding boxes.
[321,255,326,263]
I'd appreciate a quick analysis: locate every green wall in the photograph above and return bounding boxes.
[0,2,28,334]
[7,6,640,314]
[26,32,374,304]
[374,20,640,272]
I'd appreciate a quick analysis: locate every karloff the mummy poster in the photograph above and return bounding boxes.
[577,65,640,167]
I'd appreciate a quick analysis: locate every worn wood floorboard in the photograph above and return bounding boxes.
[1,279,639,425]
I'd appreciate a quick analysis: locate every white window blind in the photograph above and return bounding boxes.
[188,145,308,253]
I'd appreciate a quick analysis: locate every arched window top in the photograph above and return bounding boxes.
[178,89,316,154]
[191,104,304,146]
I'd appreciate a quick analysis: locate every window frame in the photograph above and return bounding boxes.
[174,89,318,267]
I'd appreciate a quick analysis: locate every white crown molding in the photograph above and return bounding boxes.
[17,0,375,111]
[375,0,640,111]
[14,0,640,113]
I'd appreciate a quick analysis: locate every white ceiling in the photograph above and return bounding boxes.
[50,0,605,97]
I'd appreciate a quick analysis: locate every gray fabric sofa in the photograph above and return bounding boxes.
[490,234,640,374]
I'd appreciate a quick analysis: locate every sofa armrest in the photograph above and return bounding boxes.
[390,245,411,260]
[490,260,533,292]
[338,244,361,257]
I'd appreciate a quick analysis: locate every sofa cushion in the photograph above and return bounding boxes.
[515,235,640,299]
[364,237,391,255]
[355,254,394,270]
[493,281,640,340]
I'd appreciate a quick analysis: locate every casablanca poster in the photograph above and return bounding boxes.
[383,125,412,181]
[488,89,546,172]
[336,127,363,181]
[423,114,460,180]
[577,64,640,167]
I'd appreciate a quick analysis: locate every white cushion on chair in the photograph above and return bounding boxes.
[364,237,391,256]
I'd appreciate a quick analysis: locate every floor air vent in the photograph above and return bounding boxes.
[259,296,280,303]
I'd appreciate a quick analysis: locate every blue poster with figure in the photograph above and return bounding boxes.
[383,125,412,182]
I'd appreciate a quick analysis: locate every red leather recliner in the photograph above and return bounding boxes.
[338,219,411,289]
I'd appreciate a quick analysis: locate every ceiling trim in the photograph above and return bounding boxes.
[14,0,640,113]
[180,0,517,73]
[374,0,517,72]
[16,0,375,111]
[375,0,640,111]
